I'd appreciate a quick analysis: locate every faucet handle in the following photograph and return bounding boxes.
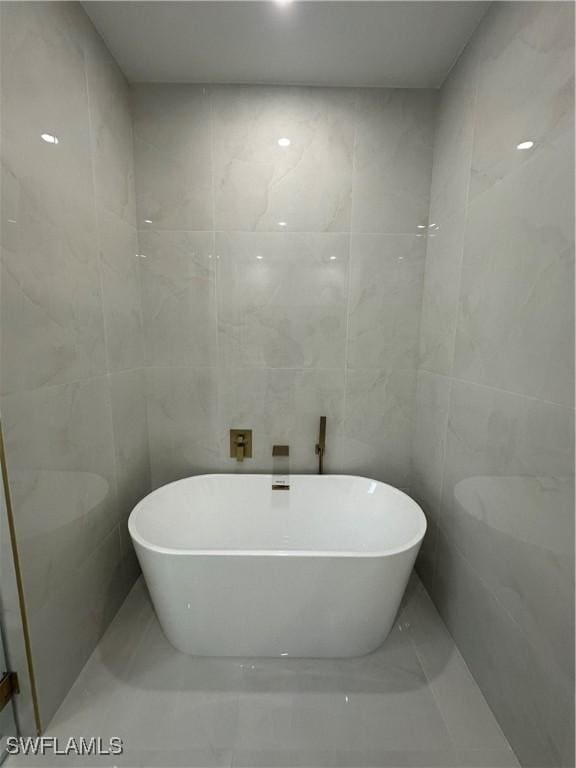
[230,429,252,461]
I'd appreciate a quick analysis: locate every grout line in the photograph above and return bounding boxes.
[132,80,443,92]
[0,367,152,400]
[339,93,361,471]
[207,86,226,464]
[130,82,155,496]
[136,227,433,237]
[446,47,479,384]
[84,53,112,383]
[418,367,573,411]
[430,375,453,589]
[83,48,124,554]
[419,35,477,594]
[4,364,573,412]
[405,86,438,504]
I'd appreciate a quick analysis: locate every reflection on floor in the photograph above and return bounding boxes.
[9,576,519,767]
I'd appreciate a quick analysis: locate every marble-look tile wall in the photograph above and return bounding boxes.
[0,2,151,728]
[411,3,575,767]
[133,84,437,488]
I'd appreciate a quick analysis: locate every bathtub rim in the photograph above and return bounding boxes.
[129,473,427,559]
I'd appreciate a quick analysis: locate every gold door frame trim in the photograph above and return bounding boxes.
[0,418,42,734]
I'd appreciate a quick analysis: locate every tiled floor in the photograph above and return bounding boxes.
[10,576,520,767]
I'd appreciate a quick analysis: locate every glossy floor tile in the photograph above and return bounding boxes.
[7,575,518,768]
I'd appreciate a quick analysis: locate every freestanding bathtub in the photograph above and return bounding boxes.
[128,474,426,657]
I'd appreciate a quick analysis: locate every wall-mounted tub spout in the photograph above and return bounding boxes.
[272,445,290,490]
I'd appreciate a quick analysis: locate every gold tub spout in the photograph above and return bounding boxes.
[315,416,326,475]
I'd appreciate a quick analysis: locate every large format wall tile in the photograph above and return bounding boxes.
[0,376,127,724]
[217,232,349,369]
[352,89,436,234]
[0,143,106,396]
[133,81,435,515]
[0,1,108,397]
[145,366,221,488]
[440,379,574,685]
[434,530,573,768]
[108,367,150,614]
[29,526,125,729]
[411,371,451,518]
[469,1,574,202]
[0,157,19,254]
[410,371,451,585]
[1,377,119,616]
[140,230,217,367]
[340,368,415,488]
[412,5,575,766]
[418,217,465,376]
[132,85,213,230]
[454,136,574,406]
[98,209,145,373]
[0,2,150,730]
[109,368,151,522]
[212,86,355,232]
[0,2,94,205]
[347,234,425,370]
[85,22,136,225]
[428,40,479,226]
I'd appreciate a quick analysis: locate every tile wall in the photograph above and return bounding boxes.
[132,84,437,487]
[0,2,151,727]
[411,3,575,766]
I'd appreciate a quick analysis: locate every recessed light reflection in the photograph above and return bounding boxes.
[144,219,153,224]
[256,255,263,260]
[278,221,287,227]
[41,133,59,145]
[517,140,534,150]
[277,137,291,147]
[136,253,147,259]
[329,255,337,261]
[417,224,426,229]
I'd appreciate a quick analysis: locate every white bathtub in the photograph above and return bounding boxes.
[128,474,426,657]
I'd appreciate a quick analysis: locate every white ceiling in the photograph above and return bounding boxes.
[83,1,489,89]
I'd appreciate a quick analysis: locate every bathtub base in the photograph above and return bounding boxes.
[135,546,419,657]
